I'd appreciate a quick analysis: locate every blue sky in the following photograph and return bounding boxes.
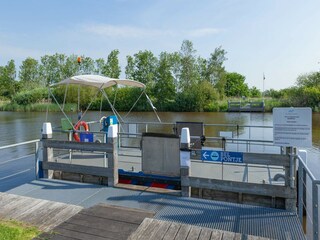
[0,0,319,90]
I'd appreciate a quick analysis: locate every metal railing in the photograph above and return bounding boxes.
[297,153,320,240]
[0,139,41,181]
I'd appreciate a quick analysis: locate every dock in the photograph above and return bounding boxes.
[2,179,305,239]
[227,101,265,112]
[1,191,271,240]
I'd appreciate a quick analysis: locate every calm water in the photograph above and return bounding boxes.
[0,111,319,174]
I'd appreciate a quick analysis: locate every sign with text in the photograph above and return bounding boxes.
[200,150,243,163]
[273,108,312,147]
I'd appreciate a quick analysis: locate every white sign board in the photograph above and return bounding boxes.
[273,108,312,147]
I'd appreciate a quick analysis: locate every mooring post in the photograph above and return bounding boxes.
[42,122,53,179]
[107,125,118,187]
[180,127,191,197]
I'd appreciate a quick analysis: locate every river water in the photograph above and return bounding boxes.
[0,111,319,176]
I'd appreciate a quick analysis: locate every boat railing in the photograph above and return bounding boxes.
[0,139,41,187]
[296,153,320,240]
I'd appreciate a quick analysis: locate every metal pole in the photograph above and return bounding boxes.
[298,159,304,223]
[35,141,39,179]
[312,182,319,240]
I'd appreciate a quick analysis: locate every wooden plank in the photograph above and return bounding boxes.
[52,226,113,240]
[163,222,181,240]
[198,228,212,240]
[42,162,113,178]
[9,198,43,219]
[39,205,83,232]
[186,226,202,240]
[183,177,296,198]
[65,213,139,233]
[128,218,153,240]
[221,231,235,240]
[210,230,223,240]
[243,153,289,167]
[175,224,191,240]
[42,139,113,152]
[133,218,160,240]
[149,220,172,240]
[80,204,155,225]
[57,222,131,240]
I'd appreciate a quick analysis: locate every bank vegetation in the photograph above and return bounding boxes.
[0,40,319,112]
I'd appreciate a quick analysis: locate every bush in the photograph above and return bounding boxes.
[12,88,48,105]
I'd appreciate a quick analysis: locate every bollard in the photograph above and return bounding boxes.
[180,127,191,197]
[107,125,118,187]
[41,122,53,179]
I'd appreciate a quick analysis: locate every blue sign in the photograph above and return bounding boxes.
[201,150,243,163]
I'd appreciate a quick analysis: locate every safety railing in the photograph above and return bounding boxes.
[0,139,41,190]
[297,153,320,240]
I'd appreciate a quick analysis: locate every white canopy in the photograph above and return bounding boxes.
[51,74,146,89]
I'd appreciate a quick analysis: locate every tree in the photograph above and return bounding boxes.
[296,71,320,88]
[249,86,261,98]
[0,60,17,98]
[19,57,40,89]
[153,52,176,110]
[125,50,158,87]
[224,72,249,97]
[178,40,200,91]
[102,49,121,78]
[39,53,67,85]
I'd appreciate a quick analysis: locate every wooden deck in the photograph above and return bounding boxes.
[128,218,270,240]
[36,203,155,240]
[0,192,82,231]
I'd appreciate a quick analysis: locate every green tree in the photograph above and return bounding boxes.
[102,49,121,78]
[62,55,79,79]
[19,57,40,89]
[249,86,261,98]
[296,71,320,87]
[39,53,67,85]
[125,50,158,87]
[178,40,200,91]
[94,58,105,75]
[153,52,176,110]
[0,60,17,98]
[224,72,249,97]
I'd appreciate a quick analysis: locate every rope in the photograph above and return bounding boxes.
[62,84,69,111]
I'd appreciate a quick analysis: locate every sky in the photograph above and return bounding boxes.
[0,0,320,90]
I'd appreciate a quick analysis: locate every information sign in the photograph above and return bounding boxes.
[273,108,312,147]
[201,150,243,163]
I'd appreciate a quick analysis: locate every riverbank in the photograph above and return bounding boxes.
[0,98,297,112]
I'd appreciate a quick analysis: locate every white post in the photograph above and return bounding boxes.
[42,122,53,179]
[180,128,191,197]
[107,125,118,187]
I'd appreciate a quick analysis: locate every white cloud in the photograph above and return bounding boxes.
[82,24,222,39]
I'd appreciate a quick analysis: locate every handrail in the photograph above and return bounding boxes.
[0,139,40,150]
[296,154,320,183]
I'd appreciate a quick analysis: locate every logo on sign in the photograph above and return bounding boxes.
[210,151,219,161]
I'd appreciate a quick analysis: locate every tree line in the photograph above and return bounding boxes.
[0,40,318,112]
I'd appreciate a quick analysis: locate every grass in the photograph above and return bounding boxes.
[0,220,41,240]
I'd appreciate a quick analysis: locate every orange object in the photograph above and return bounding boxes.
[77,56,81,64]
[73,121,89,142]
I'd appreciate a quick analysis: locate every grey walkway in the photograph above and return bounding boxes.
[0,192,82,231]
[6,179,305,240]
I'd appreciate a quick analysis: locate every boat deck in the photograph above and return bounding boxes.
[6,179,305,240]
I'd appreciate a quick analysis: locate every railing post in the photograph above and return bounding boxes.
[180,127,191,197]
[312,182,319,240]
[42,122,53,179]
[298,150,307,224]
[35,141,40,179]
[107,125,118,187]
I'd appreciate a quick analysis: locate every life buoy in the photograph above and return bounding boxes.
[73,121,89,142]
